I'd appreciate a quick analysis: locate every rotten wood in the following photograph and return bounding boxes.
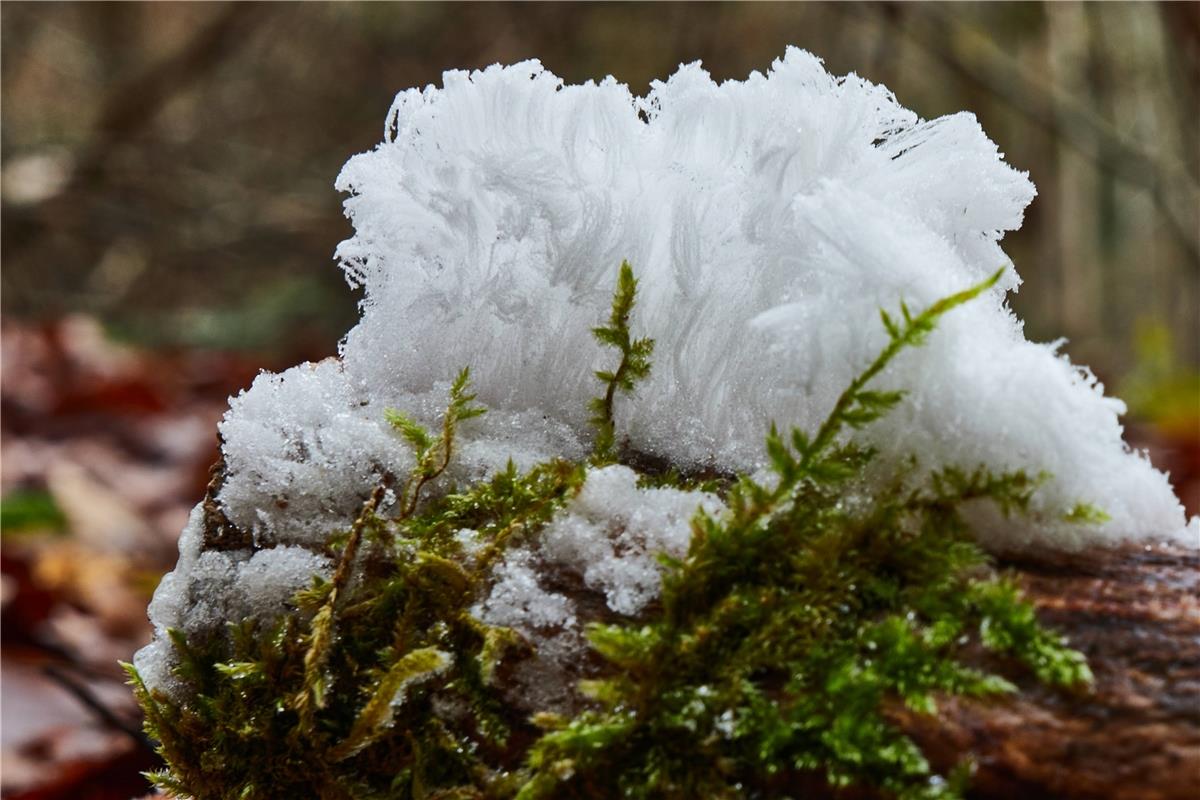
[895,544,1199,800]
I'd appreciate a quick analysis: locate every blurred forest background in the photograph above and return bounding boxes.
[1,3,1197,799]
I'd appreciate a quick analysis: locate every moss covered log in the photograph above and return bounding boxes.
[128,267,1102,799]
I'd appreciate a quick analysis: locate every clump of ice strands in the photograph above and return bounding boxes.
[221,47,1182,555]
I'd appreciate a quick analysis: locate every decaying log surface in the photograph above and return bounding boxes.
[894,544,1199,800]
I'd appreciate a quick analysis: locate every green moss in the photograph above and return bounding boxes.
[128,265,1094,799]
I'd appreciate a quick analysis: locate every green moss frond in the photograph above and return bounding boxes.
[297,483,388,727]
[589,260,655,464]
[389,366,487,519]
[330,647,452,761]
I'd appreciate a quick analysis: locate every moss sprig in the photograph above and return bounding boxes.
[387,366,487,518]
[296,483,387,728]
[589,260,655,463]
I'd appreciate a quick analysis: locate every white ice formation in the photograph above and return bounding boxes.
[135,506,334,694]
[137,49,1192,693]
[476,464,724,626]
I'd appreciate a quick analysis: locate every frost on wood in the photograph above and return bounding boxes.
[136,505,334,695]
[215,359,587,546]
[137,49,1191,697]
[471,464,725,714]
[477,464,722,623]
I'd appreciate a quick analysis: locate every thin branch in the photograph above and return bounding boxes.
[42,663,152,751]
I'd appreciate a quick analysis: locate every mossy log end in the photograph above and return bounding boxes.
[186,454,1197,799]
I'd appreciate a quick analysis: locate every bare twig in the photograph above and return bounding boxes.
[42,663,153,751]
